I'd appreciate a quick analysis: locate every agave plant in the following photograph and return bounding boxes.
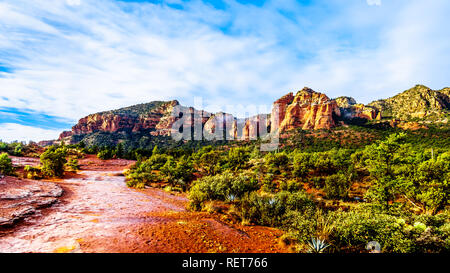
[307,237,330,253]
[227,194,236,202]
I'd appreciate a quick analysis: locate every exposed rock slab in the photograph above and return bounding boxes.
[0,176,63,228]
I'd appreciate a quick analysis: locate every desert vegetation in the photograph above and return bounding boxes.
[122,131,449,253]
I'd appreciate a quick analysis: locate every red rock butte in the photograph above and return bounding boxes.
[54,87,385,145]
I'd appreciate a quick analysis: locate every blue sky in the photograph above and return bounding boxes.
[1,0,450,142]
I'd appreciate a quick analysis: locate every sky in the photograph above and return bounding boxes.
[1,0,450,142]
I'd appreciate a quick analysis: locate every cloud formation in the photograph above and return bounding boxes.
[0,123,62,143]
[0,0,450,141]
[367,0,382,6]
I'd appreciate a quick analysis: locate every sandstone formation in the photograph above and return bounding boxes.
[271,87,340,132]
[335,96,381,121]
[47,84,450,147]
[0,176,63,227]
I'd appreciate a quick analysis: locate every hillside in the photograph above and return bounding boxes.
[369,85,450,122]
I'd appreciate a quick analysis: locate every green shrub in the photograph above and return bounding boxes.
[284,208,334,247]
[97,149,114,160]
[146,154,171,170]
[66,158,80,171]
[188,171,259,210]
[40,146,67,178]
[280,179,302,192]
[0,153,14,175]
[328,209,427,253]
[23,165,43,179]
[261,173,277,193]
[265,152,290,174]
[160,155,195,190]
[324,173,351,200]
[226,147,250,171]
[236,191,316,227]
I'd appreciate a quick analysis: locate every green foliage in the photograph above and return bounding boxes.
[146,154,171,170]
[362,133,408,207]
[160,155,195,190]
[196,149,221,175]
[324,173,351,200]
[280,179,302,193]
[292,152,313,178]
[188,171,259,210]
[236,191,316,227]
[397,152,450,215]
[327,208,450,253]
[40,146,67,178]
[97,148,114,160]
[225,147,250,171]
[265,152,290,174]
[66,158,80,171]
[23,165,43,179]
[0,153,14,175]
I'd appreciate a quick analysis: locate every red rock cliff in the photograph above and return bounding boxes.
[271,87,340,133]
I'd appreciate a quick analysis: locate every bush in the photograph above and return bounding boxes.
[329,209,413,252]
[265,152,290,174]
[66,158,80,171]
[160,155,195,190]
[146,154,171,170]
[293,152,313,178]
[40,146,67,178]
[284,208,334,247]
[280,179,302,192]
[0,153,14,176]
[236,191,316,227]
[324,173,351,200]
[23,165,43,179]
[188,171,259,210]
[97,149,114,160]
[226,147,250,171]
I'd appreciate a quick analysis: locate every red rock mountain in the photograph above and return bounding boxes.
[51,87,406,146]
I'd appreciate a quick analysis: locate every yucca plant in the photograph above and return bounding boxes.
[307,237,330,253]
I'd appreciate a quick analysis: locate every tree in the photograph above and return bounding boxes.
[293,152,313,178]
[115,142,124,159]
[324,173,351,200]
[161,155,195,190]
[197,150,221,175]
[40,146,67,178]
[362,133,408,207]
[400,152,450,215]
[0,153,14,176]
[97,147,114,160]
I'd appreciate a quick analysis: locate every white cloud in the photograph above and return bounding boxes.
[367,0,382,6]
[0,123,62,142]
[0,0,449,133]
[66,0,81,6]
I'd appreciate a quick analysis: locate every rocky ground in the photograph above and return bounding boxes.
[0,176,63,228]
[0,156,288,253]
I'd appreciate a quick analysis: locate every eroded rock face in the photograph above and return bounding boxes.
[272,87,340,132]
[59,101,183,142]
[336,96,381,121]
[0,176,63,227]
[46,84,447,147]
